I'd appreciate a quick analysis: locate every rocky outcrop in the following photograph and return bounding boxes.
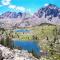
[0,50,3,60]
[0,44,39,60]
[35,4,60,19]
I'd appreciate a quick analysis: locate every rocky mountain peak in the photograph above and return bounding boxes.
[35,4,60,20]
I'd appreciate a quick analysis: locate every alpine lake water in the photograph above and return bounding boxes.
[15,29,31,33]
[12,29,41,57]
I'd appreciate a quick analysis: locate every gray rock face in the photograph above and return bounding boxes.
[0,12,31,19]
[35,4,60,19]
[0,50,3,60]
[0,45,39,60]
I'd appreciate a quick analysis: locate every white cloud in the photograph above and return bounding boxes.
[16,6,25,12]
[1,0,11,5]
[26,8,33,15]
[1,0,31,13]
[1,0,26,12]
[9,5,25,12]
[9,5,16,9]
[44,3,49,6]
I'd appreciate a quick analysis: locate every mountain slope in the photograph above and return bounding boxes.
[0,4,60,28]
[35,4,60,19]
[30,4,60,26]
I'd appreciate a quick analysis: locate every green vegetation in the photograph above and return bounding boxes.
[30,25,60,60]
[0,24,60,59]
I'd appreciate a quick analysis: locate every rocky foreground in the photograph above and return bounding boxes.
[0,44,39,60]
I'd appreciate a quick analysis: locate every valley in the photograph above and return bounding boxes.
[0,24,60,60]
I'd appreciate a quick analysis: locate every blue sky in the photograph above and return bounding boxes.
[0,0,60,14]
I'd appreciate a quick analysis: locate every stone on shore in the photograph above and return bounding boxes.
[0,44,39,60]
